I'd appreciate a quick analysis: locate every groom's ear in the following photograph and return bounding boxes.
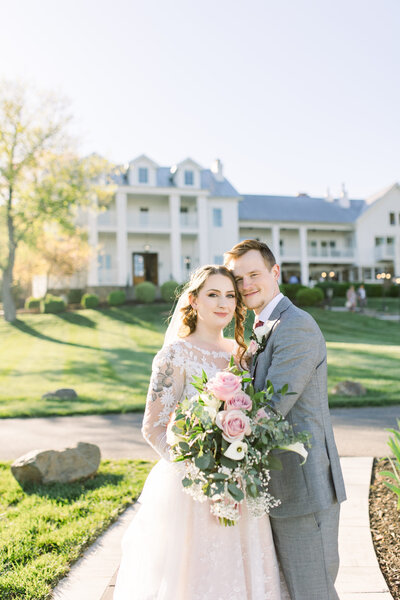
[271,264,280,280]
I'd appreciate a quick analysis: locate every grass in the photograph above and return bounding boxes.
[0,304,399,417]
[0,459,153,600]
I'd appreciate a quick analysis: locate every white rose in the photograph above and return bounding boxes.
[166,421,185,446]
[200,393,222,411]
[254,322,270,342]
[224,440,248,461]
[203,405,218,422]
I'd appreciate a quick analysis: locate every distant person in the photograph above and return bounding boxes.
[357,285,367,312]
[346,285,357,312]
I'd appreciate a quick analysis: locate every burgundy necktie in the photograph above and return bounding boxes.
[254,320,264,328]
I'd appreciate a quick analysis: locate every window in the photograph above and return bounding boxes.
[320,241,328,256]
[138,167,148,184]
[180,206,189,226]
[389,212,395,225]
[99,254,111,269]
[134,254,144,277]
[375,237,384,246]
[184,170,194,185]
[214,255,224,265]
[139,207,149,225]
[310,240,317,257]
[213,208,222,227]
[363,268,372,280]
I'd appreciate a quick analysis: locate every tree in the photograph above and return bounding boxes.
[0,80,114,321]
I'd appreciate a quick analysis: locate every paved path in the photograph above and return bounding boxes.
[1,405,399,462]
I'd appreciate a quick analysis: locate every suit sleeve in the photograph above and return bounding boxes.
[263,316,325,416]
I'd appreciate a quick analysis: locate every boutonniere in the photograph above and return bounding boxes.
[248,322,272,361]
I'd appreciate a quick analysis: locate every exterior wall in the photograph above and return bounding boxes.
[127,195,170,230]
[207,198,239,264]
[356,186,400,277]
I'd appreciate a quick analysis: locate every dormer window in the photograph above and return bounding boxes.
[139,167,149,184]
[184,170,194,186]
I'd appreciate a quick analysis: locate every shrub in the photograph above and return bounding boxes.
[161,280,179,303]
[40,294,66,314]
[296,287,324,307]
[81,293,99,309]
[135,281,156,304]
[25,297,41,309]
[68,289,84,304]
[108,290,126,306]
[280,283,307,301]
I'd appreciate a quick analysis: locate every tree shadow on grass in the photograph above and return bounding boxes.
[11,319,96,350]
[20,471,126,500]
[56,312,97,329]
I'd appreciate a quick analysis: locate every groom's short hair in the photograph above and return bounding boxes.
[224,239,276,270]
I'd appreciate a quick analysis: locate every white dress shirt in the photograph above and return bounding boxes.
[254,292,284,327]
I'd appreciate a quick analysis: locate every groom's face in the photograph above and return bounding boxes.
[229,249,280,314]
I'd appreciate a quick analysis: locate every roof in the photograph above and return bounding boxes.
[239,194,366,224]
[111,166,241,197]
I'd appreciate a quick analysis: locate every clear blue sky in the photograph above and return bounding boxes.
[1,0,399,198]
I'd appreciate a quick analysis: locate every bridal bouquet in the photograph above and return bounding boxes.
[167,359,311,526]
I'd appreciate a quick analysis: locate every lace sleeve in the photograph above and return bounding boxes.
[141,344,185,460]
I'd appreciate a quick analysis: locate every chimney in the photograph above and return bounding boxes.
[211,158,224,182]
[325,187,333,202]
[339,183,350,209]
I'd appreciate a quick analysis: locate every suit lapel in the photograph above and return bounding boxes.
[252,296,292,380]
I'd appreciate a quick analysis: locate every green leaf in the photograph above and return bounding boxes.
[265,455,283,470]
[220,455,238,469]
[227,483,244,502]
[178,441,190,453]
[195,454,212,470]
[209,472,229,481]
[247,482,258,498]
[182,477,193,487]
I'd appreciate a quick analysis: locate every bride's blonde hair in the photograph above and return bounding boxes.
[176,265,247,360]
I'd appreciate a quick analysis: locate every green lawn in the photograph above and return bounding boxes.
[0,459,153,600]
[0,304,399,417]
[330,296,400,315]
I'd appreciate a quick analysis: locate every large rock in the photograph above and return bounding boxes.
[11,442,101,485]
[42,388,78,400]
[331,380,367,397]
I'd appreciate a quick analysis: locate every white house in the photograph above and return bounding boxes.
[73,155,400,291]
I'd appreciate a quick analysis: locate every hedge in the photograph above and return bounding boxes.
[67,289,84,304]
[135,282,156,304]
[81,293,99,309]
[296,287,324,307]
[108,290,126,306]
[280,283,307,301]
[25,297,41,309]
[40,295,66,314]
[161,280,179,303]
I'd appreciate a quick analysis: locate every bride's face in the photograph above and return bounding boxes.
[191,274,236,330]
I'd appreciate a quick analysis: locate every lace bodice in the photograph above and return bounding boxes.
[142,339,234,459]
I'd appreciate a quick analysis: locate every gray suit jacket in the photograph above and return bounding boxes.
[252,295,346,518]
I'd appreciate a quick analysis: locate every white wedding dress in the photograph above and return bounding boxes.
[114,339,290,600]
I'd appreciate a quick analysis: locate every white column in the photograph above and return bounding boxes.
[116,192,128,286]
[87,207,99,286]
[299,226,309,286]
[271,225,282,282]
[169,194,182,281]
[395,235,400,277]
[197,195,208,265]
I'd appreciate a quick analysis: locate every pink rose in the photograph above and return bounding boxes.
[206,371,242,402]
[255,408,269,422]
[225,391,252,412]
[216,409,252,442]
[247,340,259,355]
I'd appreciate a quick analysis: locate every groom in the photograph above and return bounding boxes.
[225,239,346,600]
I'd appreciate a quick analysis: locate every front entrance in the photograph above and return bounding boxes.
[132,253,158,286]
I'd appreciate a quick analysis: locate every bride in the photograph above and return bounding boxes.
[113,265,290,600]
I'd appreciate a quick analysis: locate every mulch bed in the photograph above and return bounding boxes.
[369,458,400,599]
